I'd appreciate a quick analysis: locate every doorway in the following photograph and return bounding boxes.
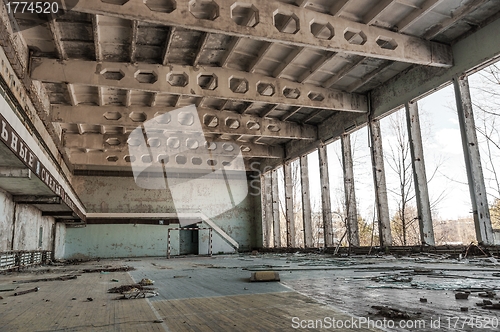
[179,228,199,255]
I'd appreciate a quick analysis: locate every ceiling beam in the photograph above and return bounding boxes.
[13,195,62,204]
[69,150,249,171]
[64,134,284,159]
[91,15,102,61]
[273,47,305,78]
[0,167,31,178]
[395,0,444,33]
[130,20,139,63]
[48,14,67,60]
[51,105,318,140]
[66,84,78,106]
[329,0,351,16]
[346,61,394,92]
[161,26,176,66]
[281,106,302,121]
[302,109,323,123]
[298,53,335,83]
[193,32,210,67]
[322,57,365,88]
[422,0,488,40]
[363,0,394,25]
[64,0,452,67]
[248,42,273,73]
[31,58,368,112]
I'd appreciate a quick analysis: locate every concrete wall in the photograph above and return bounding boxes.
[54,222,66,259]
[0,189,15,251]
[0,188,56,252]
[64,224,180,259]
[66,175,257,258]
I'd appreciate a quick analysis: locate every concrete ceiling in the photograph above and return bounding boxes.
[10,0,500,173]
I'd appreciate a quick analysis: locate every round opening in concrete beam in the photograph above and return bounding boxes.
[186,138,199,149]
[145,0,176,13]
[178,112,195,126]
[124,155,136,163]
[167,137,180,149]
[141,155,153,163]
[231,3,259,27]
[192,157,202,165]
[273,11,300,34]
[176,155,187,164]
[189,0,219,21]
[154,112,171,124]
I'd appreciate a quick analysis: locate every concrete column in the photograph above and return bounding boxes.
[369,119,392,247]
[261,172,273,247]
[271,169,281,247]
[405,101,435,245]
[318,145,334,247]
[300,155,314,247]
[453,76,494,245]
[341,134,359,246]
[283,161,296,247]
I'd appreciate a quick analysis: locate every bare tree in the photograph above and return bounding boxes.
[383,108,447,245]
[470,63,500,229]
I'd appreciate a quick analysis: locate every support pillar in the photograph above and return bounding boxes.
[271,168,281,247]
[318,145,334,247]
[453,76,494,245]
[261,171,273,247]
[369,119,393,247]
[341,134,359,246]
[405,101,435,245]
[284,161,296,247]
[300,155,314,247]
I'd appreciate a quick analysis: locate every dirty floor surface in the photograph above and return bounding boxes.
[1,253,499,331]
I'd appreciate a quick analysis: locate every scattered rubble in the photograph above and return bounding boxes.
[455,292,470,299]
[13,275,77,283]
[14,287,39,296]
[371,275,413,283]
[83,266,134,273]
[121,288,158,299]
[478,291,496,298]
[108,284,155,294]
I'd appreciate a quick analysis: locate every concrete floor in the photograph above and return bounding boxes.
[1,253,500,331]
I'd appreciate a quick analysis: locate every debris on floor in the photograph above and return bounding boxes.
[12,275,78,283]
[83,266,135,273]
[121,288,158,299]
[455,292,470,299]
[14,287,39,296]
[370,305,411,319]
[371,275,413,283]
[139,278,154,285]
[108,284,155,294]
[250,271,280,282]
[478,291,496,298]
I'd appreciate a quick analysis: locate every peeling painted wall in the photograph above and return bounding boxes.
[69,175,257,257]
[54,222,66,259]
[12,204,54,250]
[0,189,55,251]
[64,224,180,259]
[0,189,15,251]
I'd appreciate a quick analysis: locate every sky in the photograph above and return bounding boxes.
[301,64,500,223]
